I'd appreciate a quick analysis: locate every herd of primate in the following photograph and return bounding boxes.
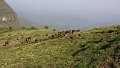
[1,29,81,47]
[49,30,80,39]
[1,27,120,47]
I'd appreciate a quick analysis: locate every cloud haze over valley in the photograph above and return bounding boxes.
[5,0,120,29]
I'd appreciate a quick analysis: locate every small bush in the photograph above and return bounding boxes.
[30,26,38,30]
[22,27,26,29]
[53,29,56,31]
[44,26,49,29]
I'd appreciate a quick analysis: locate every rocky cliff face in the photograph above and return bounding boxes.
[0,0,19,29]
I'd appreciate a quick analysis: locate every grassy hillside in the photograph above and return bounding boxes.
[0,25,120,68]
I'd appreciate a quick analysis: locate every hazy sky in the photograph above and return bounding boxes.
[5,0,120,29]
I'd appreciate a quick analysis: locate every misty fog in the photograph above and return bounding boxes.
[5,0,120,30]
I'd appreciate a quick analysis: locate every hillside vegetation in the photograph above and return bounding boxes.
[0,25,120,68]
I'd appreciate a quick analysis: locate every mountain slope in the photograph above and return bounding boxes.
[0,25,120,68]
[0,0,19,29]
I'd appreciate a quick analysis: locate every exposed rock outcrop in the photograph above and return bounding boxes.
[0,0,20,29]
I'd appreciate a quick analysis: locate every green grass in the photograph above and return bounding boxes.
[0,25,120,68]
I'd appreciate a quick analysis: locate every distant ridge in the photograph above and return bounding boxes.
[0,0,20,29]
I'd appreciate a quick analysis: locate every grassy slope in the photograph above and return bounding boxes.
[0,26,120,68]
